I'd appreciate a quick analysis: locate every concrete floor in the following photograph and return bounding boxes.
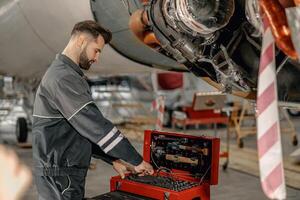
[4,140,299,200]
[0,105,300,199]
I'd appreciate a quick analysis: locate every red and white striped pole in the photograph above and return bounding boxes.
[257,17,286,199]
[152,96,165,130]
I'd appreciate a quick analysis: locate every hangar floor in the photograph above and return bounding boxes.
[1,131,299,199]
[0,106,300,199]
[7,139,300,200]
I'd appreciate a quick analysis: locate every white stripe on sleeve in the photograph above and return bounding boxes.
[103,134,124,153]
[97,127,118,147]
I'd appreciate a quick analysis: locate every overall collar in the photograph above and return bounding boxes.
[56,54,84,77]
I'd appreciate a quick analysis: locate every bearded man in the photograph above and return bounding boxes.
[32,20,153,200]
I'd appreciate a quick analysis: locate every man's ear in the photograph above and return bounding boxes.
[76,34,87,49]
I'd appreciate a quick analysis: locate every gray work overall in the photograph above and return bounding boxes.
[32,54,142,200]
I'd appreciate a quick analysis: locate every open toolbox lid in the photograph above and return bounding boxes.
[143,130,220,185]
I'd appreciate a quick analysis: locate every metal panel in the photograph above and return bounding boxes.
[0,0,161,79]
[18,0,94,52]
[90,0,138,33]
[0,0,53,78]
[87,45,155,75]
[111,30,184,71]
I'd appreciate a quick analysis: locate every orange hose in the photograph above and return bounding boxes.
[294,0,300,5]
[129,9,160,48]
[279,0,295,7]
[143,32,160,47]
[140,0,149,4]
[129,9,146,42]
[260,0,298,60]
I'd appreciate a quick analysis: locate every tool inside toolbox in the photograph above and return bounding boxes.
[124,133,213,191]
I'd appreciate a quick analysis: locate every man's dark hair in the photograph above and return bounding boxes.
[71,20,112,44]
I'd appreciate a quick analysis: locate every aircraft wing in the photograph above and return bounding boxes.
[0,0,185,80]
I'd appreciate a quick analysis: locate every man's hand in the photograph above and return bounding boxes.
[134,161,154,176]
[0,145,32,200]
[113,160,154,178]
[112,160,135,179]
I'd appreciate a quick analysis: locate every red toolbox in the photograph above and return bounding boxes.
[110,130,220,200]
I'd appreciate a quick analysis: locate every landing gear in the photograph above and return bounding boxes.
[287,109,300,117]
[16,117,28,143]
[293,135,298,146]
[238,138,244,148]
[222,161,228,171]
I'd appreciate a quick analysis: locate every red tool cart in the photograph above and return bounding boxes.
[108,130,220,200]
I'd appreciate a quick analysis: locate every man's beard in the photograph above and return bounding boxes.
[79,48,95,70]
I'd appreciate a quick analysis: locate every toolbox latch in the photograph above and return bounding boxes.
[164,192,170,200]
[116,181,122,190]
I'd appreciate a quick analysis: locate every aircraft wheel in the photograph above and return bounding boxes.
[287,109,300,117]
[293,135,298,146]
[222,161,228,171]
[16,117,28,143]
[238,138,244,148]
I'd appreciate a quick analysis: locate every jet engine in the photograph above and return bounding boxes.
[130,0,300,102]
